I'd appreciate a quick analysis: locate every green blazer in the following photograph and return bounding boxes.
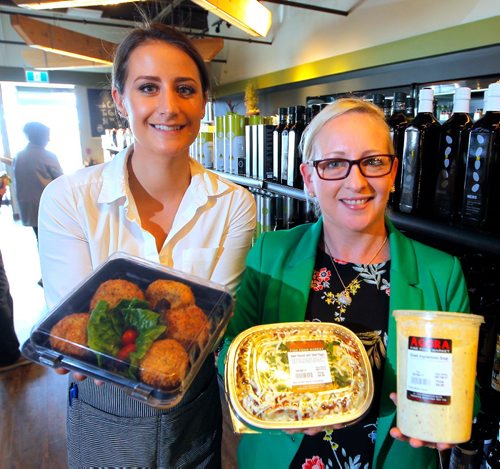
[218,218,471,469]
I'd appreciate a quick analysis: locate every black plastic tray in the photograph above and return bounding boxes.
[22,253,233,408]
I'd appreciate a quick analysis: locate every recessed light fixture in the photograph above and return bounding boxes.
[191,0,272,37]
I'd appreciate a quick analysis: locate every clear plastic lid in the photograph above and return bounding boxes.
[22,252,233,408]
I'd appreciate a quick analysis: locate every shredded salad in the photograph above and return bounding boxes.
[234,325,371,423]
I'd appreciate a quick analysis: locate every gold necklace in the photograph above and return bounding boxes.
[325,236,388,307]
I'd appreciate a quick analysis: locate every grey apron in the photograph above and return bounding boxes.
[66,356,222,468]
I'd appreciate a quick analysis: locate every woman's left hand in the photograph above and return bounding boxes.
[389,393,454,451]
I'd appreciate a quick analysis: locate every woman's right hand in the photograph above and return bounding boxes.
[55,367,104,385]
[389,393,454,451]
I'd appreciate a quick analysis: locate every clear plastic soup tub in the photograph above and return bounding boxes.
[22,253,233,408]
[393,310,484,443]
[225,322,374,430]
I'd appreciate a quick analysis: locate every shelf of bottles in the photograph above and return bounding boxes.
[194,86,500,463]
[191,101,321,235]
[194,82,500,251]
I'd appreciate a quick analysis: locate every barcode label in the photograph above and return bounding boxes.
[295,371,314,379]
[406,336,452,405]
[410,377,430,386]
[288,349,332,386]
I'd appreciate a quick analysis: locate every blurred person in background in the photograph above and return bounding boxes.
[13,122,63,242]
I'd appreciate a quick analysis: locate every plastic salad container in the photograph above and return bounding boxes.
[225,322,374,430]
[22,252,233,408]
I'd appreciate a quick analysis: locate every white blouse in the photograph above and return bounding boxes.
[38,146,256,310]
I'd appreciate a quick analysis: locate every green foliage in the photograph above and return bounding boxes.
[87,298,166,378]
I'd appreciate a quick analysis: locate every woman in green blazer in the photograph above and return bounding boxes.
[218,98,471,468]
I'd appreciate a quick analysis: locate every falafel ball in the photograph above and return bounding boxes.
[49,313,91,357]
[165,305,210,349]
[145,279,195,311]
[139,339,189,390]
[90,279,145,310]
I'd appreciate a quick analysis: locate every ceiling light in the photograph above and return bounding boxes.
[191,0,272,37]
[13,0,144,10]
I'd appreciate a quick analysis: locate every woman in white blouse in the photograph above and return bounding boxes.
[38,23,255,468]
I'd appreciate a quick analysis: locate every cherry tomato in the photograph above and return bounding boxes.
[121,328,138,345]
[116,343,136,361]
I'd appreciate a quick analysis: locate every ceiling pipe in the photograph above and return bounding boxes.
[190,32,272,45]
[262,0,349,16]
[0,39,25,45]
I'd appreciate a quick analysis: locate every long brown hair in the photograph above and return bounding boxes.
[112,22,210,97]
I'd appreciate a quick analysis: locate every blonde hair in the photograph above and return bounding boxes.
[299,98,395,164]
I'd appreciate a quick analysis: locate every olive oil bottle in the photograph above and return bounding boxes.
[399,88,441,214]
[280,106,295,185]
[433,87,473,222]
[273,107,287,182]
[387,92,409,210]
[286,105,306,188]
[461,82,500,231]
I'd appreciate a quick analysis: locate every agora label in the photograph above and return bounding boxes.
[408,336,452,353]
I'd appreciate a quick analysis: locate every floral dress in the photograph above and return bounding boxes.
[290,247,391,469]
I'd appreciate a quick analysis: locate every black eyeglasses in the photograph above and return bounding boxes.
[306,154,396,180]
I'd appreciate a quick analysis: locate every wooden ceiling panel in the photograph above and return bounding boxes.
[11,14,115,63]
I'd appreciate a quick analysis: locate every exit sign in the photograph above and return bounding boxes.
[25,70,49,83]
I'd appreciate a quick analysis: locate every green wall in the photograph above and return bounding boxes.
[215,16,500,98]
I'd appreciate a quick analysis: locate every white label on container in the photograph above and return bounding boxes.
[406,336,452,405]
[288,347,332,387]
[232,135,245,159]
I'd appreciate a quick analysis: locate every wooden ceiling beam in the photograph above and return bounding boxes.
[11,14,115,64]
[10,14,223,68]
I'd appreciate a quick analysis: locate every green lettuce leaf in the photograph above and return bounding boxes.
[87,297,167,376]
[87,300,122,366]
